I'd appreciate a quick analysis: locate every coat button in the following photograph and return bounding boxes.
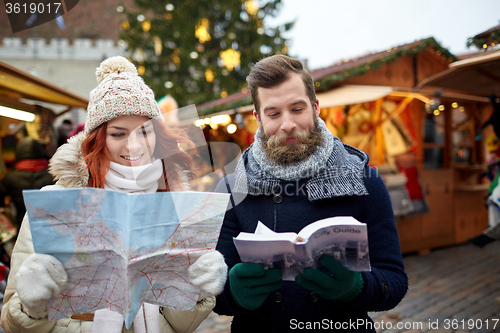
[273,291,284,303]
[309,292,320,303]
[273,194,283,204]
[382,282,389,293]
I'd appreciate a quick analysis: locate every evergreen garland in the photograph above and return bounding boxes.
[197,37,458,115]
[466,28,500,50]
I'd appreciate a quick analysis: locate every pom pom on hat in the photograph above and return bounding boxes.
[96,56,138,84]
[84,56,163,135]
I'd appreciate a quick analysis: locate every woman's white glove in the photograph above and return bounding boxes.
[15,253,68,318]
[188,251,227,300]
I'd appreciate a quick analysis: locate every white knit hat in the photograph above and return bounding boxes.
[84,56,163,135]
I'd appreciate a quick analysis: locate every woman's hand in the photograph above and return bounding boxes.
[15,253,68,318]
[188,251,227,300]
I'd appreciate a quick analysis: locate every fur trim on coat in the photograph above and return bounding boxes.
[48,132,89,188]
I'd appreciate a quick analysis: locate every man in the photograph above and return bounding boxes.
[214,54,408,332]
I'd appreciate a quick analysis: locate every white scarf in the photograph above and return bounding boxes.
[91,304,161,333]
[105,160,163,193]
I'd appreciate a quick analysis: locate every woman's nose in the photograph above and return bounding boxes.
[126,133,142,152]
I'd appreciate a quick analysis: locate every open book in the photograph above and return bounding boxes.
[23,188,230,328]
[233,216,371,281]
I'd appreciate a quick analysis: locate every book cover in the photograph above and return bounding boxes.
[233,216,371,281]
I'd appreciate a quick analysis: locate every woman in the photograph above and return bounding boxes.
[0,56,227,333]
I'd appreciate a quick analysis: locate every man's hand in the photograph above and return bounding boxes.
[229,263,282,310]
[295,255,364,302]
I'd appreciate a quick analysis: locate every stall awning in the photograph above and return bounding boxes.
[416,50,500,97]
[316,85,393,108]
[0,60,88,113]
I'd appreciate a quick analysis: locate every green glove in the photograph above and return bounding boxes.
[295,255,364,302]
[229,263,283,310]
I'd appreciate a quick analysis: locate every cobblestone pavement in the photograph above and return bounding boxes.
[195,242,500,332]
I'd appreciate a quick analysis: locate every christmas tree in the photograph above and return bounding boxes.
[119,0,293,107]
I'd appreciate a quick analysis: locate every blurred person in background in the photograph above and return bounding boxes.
[0,137,55,231]
[56,119,74,147]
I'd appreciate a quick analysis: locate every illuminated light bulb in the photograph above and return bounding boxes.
[194,119,205,127]
[245,0,259,15]
[195,19,211,43]
[142,20,151,32]
[211,114,231,125]
[219,48,241,71]
[0,106,35,122]
[459,106,465,112]
[433,110,440,116]
[205,69,215,82]
[227,123,237,134]
[153,36,162,55]
[438,105,445,111]
[204,118,211,124]
[451,102,458,108]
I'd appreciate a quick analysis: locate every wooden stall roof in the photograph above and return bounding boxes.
[0,60,88,113]
[194,37,457,117]
[417,50,500,97]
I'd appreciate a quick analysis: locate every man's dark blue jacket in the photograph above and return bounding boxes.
[214,164,408,332]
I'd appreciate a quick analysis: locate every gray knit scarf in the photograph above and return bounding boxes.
[233,118,369,201]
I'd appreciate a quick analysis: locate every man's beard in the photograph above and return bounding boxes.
[259,118,324,165]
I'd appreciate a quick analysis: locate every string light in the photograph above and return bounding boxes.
[195,19,211,43]
[227,124,237,134]
[205,69,215,82]
[219,48,241,71]
[245,0,258,16]
[142,20,151,32]
[153,36,162,55]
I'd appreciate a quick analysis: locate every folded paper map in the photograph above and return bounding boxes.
[24,188,230,328]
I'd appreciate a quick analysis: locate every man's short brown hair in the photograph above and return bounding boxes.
[246,55,316,116]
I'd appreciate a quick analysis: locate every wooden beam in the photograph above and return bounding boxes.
[374,98,384,165]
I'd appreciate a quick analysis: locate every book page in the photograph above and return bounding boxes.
[236,222,298,242]
[297,216,362,240]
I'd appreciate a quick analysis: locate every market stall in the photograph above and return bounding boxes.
[193,37,494,254]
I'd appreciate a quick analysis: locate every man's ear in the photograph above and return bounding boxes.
[253,109,261,127]
[314,99,320,117]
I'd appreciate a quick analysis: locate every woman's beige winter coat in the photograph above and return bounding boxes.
[0,133,215,333]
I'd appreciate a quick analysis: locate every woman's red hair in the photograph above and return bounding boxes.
[81,119,195,191]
